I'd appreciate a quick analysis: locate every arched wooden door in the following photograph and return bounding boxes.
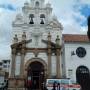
[76,66,90,90]
[27,61,45,90]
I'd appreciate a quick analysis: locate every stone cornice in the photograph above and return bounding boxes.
[26,48,47,53]
[11,39,61,55]
[11,47,61,54]
[42,39,61,49]
[11,39,32,48]
[22,6,52,12]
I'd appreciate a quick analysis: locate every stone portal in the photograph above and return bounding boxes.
[26,61,45,90]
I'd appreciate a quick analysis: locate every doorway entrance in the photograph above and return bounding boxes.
[76,66,90,89]
[27,61,45,90]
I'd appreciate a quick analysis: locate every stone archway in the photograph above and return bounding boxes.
[24,58,47,78]
[24,58,47,90]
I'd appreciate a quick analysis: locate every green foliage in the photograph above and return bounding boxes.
[87,16,90,40]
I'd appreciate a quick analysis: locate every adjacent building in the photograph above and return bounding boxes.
[0,60,10,85]
[62,34,90,83]
[0,60,10,73]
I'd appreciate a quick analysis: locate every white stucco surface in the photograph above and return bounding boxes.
[63,42,90,82]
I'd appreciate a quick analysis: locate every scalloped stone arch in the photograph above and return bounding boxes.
[24,58,47,78]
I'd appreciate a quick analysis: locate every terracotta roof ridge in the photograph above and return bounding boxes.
[63,34,89,42]
[63,34,87,36]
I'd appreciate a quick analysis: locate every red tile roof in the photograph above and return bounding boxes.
[63,34,89,42]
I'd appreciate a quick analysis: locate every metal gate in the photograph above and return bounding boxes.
[76,66,90,90]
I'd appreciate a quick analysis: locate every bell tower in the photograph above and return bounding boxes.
[21,0,52,26]
[9,0,63,89]
[30,0,45,8]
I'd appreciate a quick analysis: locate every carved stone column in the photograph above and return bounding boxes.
[56,49,61,78]
[20,48,25,78]
[47,32,52,78]
[55,35,61,78]
[20,32,26,78]
[11,48,16,78]
[47,49,51,78]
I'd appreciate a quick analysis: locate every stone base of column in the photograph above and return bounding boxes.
[8,88,25,90]
[8,77,25,90]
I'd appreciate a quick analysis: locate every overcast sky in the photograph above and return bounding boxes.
[0,0,90,60]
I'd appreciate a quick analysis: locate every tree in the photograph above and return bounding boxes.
[87,16,90,40]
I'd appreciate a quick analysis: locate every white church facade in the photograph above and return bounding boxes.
[8,0,90,89]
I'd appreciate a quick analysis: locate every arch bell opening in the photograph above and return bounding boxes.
[24,58,47,90]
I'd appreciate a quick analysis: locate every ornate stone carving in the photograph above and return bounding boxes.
[56,49,60,56]
[22,32,26,41]
[21,48,26,55]
[33,48,39,57]
[12,48,16,54]
[47,49,51,55]
[13,34,18,43]
[47,20,63,29]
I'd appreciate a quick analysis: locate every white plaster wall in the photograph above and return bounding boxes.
[24,53,35,63]
[61,47,66,78]
[13,25,62,48]
[38,53,48,63]
[24,53,47,62]
[64,43,90,82]
[24,52,47,67]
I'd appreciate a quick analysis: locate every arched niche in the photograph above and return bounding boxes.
[35,1,39,7]
[40,14,45,18]
[40,14,45,24]
[29,14,34,24]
